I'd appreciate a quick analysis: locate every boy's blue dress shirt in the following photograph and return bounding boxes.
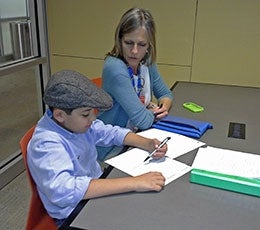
[27,109,130,220]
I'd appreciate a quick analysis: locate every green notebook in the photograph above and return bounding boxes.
[190,168,260,197]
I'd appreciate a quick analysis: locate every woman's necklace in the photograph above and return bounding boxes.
[127,65,144,97]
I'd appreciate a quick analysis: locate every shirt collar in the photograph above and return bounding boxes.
[45,109,78,139]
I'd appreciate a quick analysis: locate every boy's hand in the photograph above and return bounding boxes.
[148,139,168,159]
[133,172,165,192]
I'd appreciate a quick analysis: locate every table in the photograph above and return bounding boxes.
[61,82,260,230]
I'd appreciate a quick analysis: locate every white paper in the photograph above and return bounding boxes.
[192,146,260,178]
[136,128,206,159]
[105,147,191,185]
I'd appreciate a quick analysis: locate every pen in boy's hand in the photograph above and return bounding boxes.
[144,137,171,163]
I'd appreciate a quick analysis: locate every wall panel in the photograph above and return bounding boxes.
[192,0,260,87]
[47,0,195,84]
[47,0,260,87]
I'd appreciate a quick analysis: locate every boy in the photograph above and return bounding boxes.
[27,70,166,227]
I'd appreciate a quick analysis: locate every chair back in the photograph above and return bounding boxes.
[20,126,57,230]
[91,77,102,87]
[91,77,102,115]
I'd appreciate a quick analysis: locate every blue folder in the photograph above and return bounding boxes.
[152,115,213,138]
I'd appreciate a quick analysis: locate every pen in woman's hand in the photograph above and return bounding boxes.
[153,104,163,117]
[144,137,171,163]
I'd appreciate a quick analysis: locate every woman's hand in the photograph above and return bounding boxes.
[153,104,169,120]
[149,98,172,120]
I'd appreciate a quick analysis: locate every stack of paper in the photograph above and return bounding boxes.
[190,146,260,197]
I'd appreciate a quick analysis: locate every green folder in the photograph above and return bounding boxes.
[190,168,260,197]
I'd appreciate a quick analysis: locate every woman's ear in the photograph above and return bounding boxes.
[52,108,66,123]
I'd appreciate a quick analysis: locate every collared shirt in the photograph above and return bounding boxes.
[27,109,130,219]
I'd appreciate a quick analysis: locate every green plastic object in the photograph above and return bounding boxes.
[183,102,204,113]
[190,168,260,197]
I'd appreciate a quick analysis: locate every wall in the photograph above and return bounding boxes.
[46,0,260,88]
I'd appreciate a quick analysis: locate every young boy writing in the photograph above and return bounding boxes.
[27,70,166,227]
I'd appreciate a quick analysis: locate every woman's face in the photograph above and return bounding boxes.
[122,27,149,72]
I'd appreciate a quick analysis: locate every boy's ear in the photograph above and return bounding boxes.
[53,108,66,123]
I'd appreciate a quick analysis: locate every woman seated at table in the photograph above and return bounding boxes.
[97,7,173,161]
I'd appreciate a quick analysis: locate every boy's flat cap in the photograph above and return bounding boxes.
[43,70,112,111]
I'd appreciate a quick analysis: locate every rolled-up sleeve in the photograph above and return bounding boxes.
[91,119,131,147]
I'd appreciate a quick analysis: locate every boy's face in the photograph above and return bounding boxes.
[54,107,96,133]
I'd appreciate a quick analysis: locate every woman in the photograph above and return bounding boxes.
[97,7,173,161]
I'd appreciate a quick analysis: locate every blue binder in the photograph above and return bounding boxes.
[152,115,213,138]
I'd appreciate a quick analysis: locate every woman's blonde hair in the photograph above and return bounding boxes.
[107,7,156,65]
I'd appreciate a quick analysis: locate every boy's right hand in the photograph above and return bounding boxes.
[133,172,165,192]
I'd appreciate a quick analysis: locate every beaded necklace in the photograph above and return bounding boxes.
[127,65,144,97]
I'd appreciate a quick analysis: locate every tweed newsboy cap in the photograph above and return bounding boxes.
[43,70,112,111]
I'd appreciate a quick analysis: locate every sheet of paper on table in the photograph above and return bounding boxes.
[105,147,191,185]
[136,128,206,159]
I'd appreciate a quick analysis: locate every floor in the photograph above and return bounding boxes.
[0,170,30,229]
[0,163,111,229]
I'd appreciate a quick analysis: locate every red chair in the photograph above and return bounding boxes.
[91,77,102,115]
[91,77,102,88]
[20,126,57,230]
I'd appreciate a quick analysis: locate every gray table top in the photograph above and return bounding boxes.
[69,82,260,230]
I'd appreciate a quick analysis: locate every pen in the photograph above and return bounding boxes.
[144,136,171,162]
[154,104,163,117]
